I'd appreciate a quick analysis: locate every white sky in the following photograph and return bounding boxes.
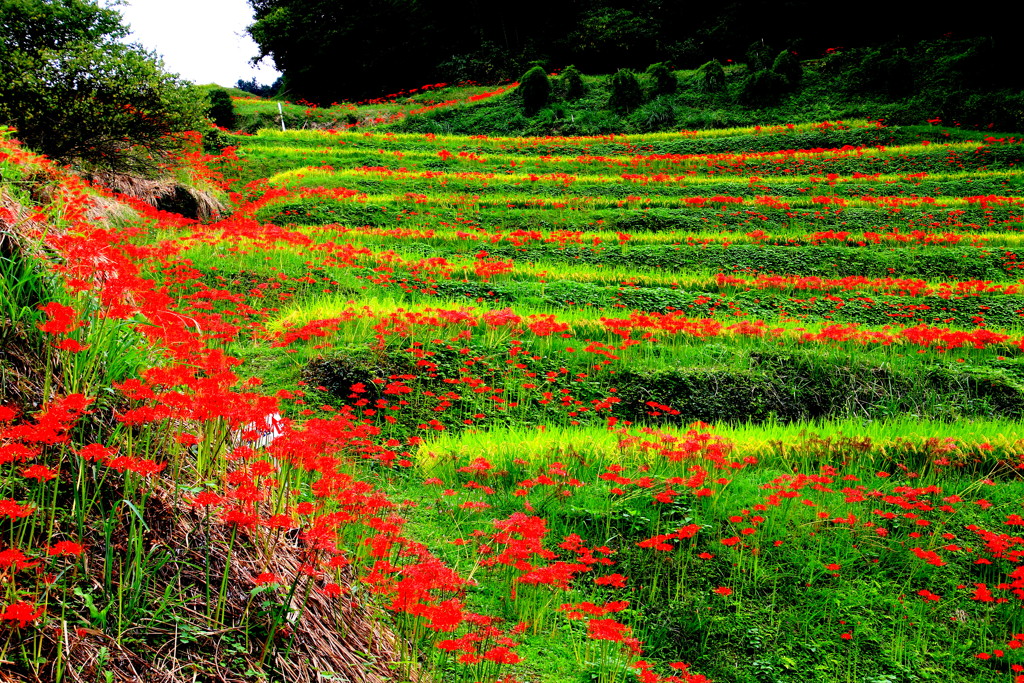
[115,0,281,87]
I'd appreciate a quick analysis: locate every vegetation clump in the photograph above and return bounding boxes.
[740,69,788,105]
[646,61,678,95]
[560,64,586,100]
[772,49,802,86]
[609,68,644,112]
[207,88,237,130]
[695,59,727,93]
[519,65,551,115]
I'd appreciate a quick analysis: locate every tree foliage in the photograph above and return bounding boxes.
[244,0,1021,105]
[0,0,205,174]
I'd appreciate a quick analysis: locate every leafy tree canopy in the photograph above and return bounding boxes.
[0,0,206,174]
[246,0,1017,105]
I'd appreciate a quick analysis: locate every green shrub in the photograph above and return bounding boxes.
[207,88,236,129]
[609,69,644,113]
[629,98,676,132]
[745,40,774,71]
[695,60,727,93]
[645,62,677,96]
[560,64,586,100]
[739,69,787,106]
[519,65,551,116]
[771,50,802,86]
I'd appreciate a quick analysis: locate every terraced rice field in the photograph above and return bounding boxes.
[196,121,1024,426]
[7,120,1024,682]
[156,121,1024,680]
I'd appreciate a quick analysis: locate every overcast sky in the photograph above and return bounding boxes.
[116,0,281,87]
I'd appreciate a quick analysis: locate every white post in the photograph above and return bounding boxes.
[278,101,286,131]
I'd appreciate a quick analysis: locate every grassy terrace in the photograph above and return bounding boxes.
[5,119,1024,682]
[182,123,1024,678]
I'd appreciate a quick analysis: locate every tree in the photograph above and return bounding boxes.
[0,0,205,174]
[236,77,282,98]
[247,0,445,104]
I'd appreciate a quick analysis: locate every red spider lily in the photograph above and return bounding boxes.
[713,586,733,596]
[77,443,116,463]
[47,541,84,556]
[191,491,225,508]
[54,338,89,352]
[587,617,632,642]
[595,573,628,587]
[106,456,166,477]
[0,500,35,519]
[0,443,36,465]
[37,302,81,335]
[483,645,522,664]
[22,464,57,482]
[0,548,40,570]
[254,572,281,586]
[0,601,44,627]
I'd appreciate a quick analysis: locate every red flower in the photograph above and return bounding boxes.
[0,500,35,519]
[321,583,344,598]
[0,548,39,570]
[1,602,44,627]
[55,338,89,352]
[254,572,280,586]
[22,464,57,482]
[37,302,80,335]
[47,541,84,556]
[587,617,631,642]
[483,645,522,664]
[595,573,628,587]
[713,586,732,596]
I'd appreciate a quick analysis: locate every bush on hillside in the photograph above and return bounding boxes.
[609,69,644,113]
[645,62,678,96]
[739,69,788,106]
[561,64,586,100]
[772,50,802,86]
[207,88,237,130]
[695,60,727,93]
[629,98,676,132]
[519,65,551,116]
[745,40,774,71]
